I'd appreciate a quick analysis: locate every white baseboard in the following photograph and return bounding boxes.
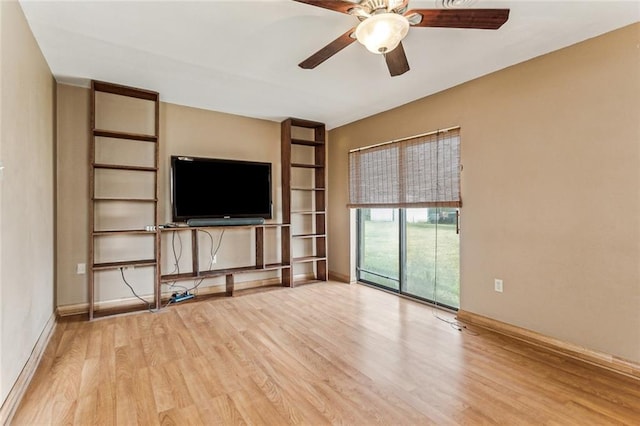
[0,312,57,425]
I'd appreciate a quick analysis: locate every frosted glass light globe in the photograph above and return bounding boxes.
[355,13,410,54]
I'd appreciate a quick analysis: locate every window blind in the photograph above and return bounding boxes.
[348,127,461,208]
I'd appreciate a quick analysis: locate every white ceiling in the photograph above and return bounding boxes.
[19,0,640,130]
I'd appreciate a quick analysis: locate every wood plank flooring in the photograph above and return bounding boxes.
[11,282,640,425]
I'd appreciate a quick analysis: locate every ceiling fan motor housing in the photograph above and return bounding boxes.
[359,0,406,14]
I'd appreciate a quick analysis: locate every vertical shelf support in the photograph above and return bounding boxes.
[154,93,162,310]
[88,82,96,320]
[281,119,293,287]
[281,117,328,286]
[191,228,199,277]
[314,125,327,281]
[281,226,292,287]
[256,226,264,269]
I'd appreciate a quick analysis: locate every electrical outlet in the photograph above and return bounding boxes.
[494,279,503,293]
[212,255,217,264]
[76,263,86,275]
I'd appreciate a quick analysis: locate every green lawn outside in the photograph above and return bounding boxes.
[360,219,460,308]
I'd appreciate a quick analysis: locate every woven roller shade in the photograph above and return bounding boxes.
[348,128,461,208]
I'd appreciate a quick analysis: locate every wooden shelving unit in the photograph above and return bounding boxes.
[281,118,327,286]
[159,224,291,297]
[88,80,161,320]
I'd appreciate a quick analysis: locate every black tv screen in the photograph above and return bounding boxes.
[171,156,272,221]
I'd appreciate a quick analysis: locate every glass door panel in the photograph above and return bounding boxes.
[358,208,400,290]
[434,208,460,309]
[405,208,460,309]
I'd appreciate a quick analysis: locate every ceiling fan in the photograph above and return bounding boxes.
[294,0,510,76]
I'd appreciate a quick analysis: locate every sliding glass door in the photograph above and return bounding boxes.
[357,207,460,309]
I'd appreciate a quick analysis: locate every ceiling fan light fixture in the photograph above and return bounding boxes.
[355,13,410,54]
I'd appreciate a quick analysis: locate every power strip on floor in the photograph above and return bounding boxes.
[170,292,195,303]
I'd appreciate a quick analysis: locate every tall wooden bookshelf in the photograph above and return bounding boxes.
[88,80,161,319]
[281,118,327,286]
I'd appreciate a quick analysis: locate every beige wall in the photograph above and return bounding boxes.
[56,85,89,307]
[159,103,283,290]
[56,88,282,306]
[0,0,55,404]
[159,103,281,224]
[328,24,640,363]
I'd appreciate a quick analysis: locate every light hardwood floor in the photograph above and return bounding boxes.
[11,282,640,425]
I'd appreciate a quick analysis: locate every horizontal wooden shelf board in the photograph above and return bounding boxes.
[291,138,324,147]
[93,229,158,236]
[292,256,327,263]
[288,118,325,129]
[161,262,290,282]
[93,129,157,142]
[293,233,326,239]
[93,197,157,202]
[93,163,158,172]
[92,80,159,101]
[291,210,326,215]
[159,223,290,231]
[92,259,157,270]
[291,187,325,191]
[291,163,323,169]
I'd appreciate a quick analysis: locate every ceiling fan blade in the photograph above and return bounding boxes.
[299,28,356,69]
[292,0,359,14]
[406,9,510,30]
[384,42,410,77]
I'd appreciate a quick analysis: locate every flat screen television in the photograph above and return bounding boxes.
[171,155,272,221]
